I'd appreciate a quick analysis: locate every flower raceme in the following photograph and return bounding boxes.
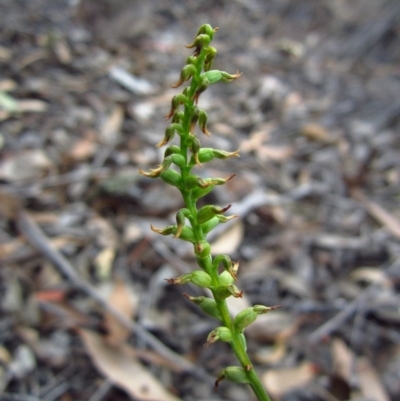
[139,24,277,401]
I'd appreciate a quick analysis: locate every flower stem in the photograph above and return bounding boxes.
[143,24,274,401]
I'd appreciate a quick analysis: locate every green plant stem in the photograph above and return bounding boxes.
[179,163,271,401]
[174,37,271,401]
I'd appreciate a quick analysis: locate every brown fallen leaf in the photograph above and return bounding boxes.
[103,279,138,346]
[68,137,97,161]
[94,247,116,281]
[300,123,334,143]
[253,342,287,365]
[356,357,390,401]
[0,150,52,181]
[210,219,244,255]
[331,338,355,382]
[100,105,124,144]
[256,145,294,162]
[353,189,400,239]
[79,329,180,401]
[350,268,391,287]
[262,361,316,398]
[240,123,275,153]
[16,99,48,112]
[246,310,298,342]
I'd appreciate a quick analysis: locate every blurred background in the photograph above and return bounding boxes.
[0,1,400,400]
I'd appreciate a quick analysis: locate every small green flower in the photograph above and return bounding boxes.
[215,366,250,389]
[205,326,232,346]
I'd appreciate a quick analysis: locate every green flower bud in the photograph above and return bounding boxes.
[215,366,249,390]
[189,174,236,193]
[166,270,211,288]
[239,332,247,351]
[185,34,211,55]
[172,111,184,124]
[193,76,209,103]
[196,24,218,40]
[198,109,211,137]
[218,270,234,286]
[233,307,257,332]
[202,70,222,84]
[195,148,240,164]
[200,216,220,235]
[171,64,197,88]
[170,154,186,168]
[215,284,243,299]
[194,240,211,258]
[197,204,231,225]
[164,145,181,157]
[175,208,190,238]
[205,326,232,346]
[204,46,217,71]
[193,174,236,194]
[196,253,212,270]
[156,123,183,148]
[253,305,280,314]
[190,136,201,166]
[191,184,215,200]
[196,148,215,163]
[183,294,222,321]
[220,70,242,82]
[184,175,210,190]
[190,270,212,288]
[165,94,187,120]
[189,107,199,133]
[186,55,197,65]
[160,169,182,189]
[233,305,279,332]
[151,224,196,243]
[177,225,197,243]
[212,148,240,159]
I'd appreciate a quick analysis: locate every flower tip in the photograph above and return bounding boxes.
[173,227,183,239]
[182,292,194,301]
[170,78,184,88]
[155,142,164,149]
[138,167,152,177]
[202,127,211,137]
[221,204,232,213]
[150,224,161,233]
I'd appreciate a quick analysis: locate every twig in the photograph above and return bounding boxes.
[17,209,211,381]
[87,379,113,401]
[308,281,383,344]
